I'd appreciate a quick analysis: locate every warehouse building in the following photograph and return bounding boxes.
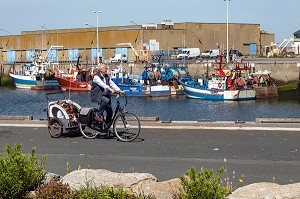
[0,21,274,63]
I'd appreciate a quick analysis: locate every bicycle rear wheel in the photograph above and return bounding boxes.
[79,123,99,139]
[113,112,141,142]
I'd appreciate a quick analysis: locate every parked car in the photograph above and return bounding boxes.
[109,54,128,63]
[223,49,243,56]
[177,48,201,59]
[201,49,220,58]
[223,49,243,61]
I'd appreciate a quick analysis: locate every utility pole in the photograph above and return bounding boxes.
[225,0,231,63]
[93,11,101,64]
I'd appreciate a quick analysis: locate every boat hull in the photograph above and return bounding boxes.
[182,84,255,100]
[150,85,171,97]
[9,73,60,90]
[117,84,151,97]
[116,83,172,97]
[56,76,90,91]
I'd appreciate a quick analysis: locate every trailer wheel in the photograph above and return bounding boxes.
[48,118,63,138]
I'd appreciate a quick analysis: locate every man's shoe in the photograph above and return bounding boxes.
[108,130,115,137]
[94,114,103,122]
[103,123,109,132]
[105,129,115,138]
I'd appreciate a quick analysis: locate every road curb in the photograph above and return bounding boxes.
[0,115,33,120]
[256,118,300,123]
[0,119,300,131]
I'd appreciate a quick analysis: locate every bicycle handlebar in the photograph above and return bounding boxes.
[115,91,127,107]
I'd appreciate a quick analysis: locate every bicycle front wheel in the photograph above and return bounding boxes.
[113,112,141,142]
[79,123,99,139]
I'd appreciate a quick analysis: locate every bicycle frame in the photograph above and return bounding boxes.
[87,93,127,132]
[106,93,127,128]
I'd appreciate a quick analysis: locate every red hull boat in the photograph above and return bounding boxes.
[55,55,92,91]
[55,71,91,91]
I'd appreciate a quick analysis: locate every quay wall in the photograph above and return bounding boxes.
[1,62,300,83]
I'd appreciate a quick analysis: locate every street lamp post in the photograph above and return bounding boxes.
[225,0,231,63]
[0,28,11,46]
[93,11,101,65]
[258,27,261,56]
[0,28,11,35]
[130,20,143,62]
[41,24,50,48]
[85,23,95,45]
[85,23,93,28]
[41,24,51,46]
[130,20,142,46]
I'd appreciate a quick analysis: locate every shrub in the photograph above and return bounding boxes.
[0,75,13,86]
[69,185,156,199]
[36,181,71,199]
[176,167,227,199]
[0,144,47,198]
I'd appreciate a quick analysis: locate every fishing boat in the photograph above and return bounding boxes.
[110,63,189,97]
[9,62,60,90]
[179,56,256,100]
[250,69,278,98]
[135,64,190,97]
[110,65,151,97]
[163,64,188,95]
[55,55,92,91]
[136,64,171,97]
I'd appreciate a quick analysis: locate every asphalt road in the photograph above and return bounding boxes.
[0,123,299,189]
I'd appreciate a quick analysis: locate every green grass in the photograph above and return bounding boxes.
[0,75,13,87]
[277,82,299,93]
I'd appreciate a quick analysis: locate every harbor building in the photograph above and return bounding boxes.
[0,21,274,63]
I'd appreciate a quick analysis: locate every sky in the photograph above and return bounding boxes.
[1,0,299,44]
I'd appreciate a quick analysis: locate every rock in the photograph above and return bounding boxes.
[61,169,157,190]
[131,178,182,199]
[227,182,300,199]
[42,172,61,185]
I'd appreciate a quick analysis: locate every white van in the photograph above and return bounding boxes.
[177,48,201,59]
[201,49,220,58]
[109,54,128,63]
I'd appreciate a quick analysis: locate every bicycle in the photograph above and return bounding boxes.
[78,92,141,142]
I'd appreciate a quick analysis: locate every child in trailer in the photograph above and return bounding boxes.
[57,103,78,127]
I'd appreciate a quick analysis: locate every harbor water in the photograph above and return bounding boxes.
[0,88,299,121]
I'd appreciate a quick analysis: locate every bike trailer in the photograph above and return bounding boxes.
[48,100,81,127]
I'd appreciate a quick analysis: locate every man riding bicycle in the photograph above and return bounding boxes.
[90,64,124,130]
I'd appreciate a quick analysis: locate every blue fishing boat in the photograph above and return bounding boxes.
[110,66,151,97]
[138,64,191,96]
[110,63,190,97]
[137,64,171,97]
[179,57,256,100]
